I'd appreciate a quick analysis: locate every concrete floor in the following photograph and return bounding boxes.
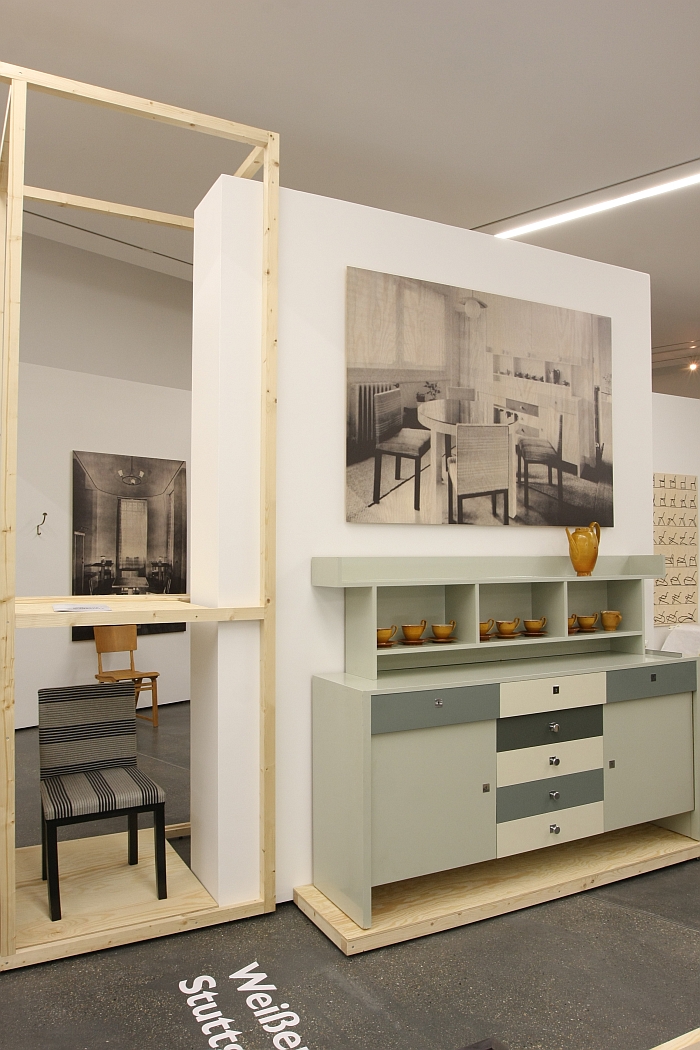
[7,701,700,1050]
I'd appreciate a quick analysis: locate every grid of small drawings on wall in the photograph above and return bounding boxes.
[653,472,698,626]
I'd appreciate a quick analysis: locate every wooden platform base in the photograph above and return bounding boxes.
[1,830,265,970]
[651,1028,700,1050]
[294,824,700,955]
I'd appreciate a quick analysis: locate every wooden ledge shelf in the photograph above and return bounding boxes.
[1,830,265,970]
[15,596,266,629]
[294,825,700,956]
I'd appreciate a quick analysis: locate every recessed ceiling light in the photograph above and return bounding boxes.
[495,171,700,239]
[689,363,698,372]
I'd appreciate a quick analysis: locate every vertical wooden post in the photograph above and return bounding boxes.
[260,134,279,911]
[0,79,27,958]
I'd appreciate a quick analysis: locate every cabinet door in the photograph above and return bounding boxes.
[604,693,694,832]
[371,720,496,886]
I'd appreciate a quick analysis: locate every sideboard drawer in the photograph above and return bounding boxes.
[371,684,500,735]
[497,704,603,752]
[496,768,604,824]
[606,661,697,704]
[500,671,605,718]
[497,736,604,787]
[496,802,605,858]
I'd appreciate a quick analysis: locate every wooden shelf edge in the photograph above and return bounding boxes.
[0,897,266,970]
[14,597,265,628]
[294,827,700,956]
[649,1029,700,1050]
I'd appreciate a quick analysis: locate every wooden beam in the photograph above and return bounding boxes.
[0,62,272,148]
[23,186,194,230]
[260,135,279,912]
[235,146,265,180]
[0,78,27,958]
[649,1030,700,1050]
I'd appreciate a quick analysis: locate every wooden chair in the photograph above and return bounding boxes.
[447,424,510,524]
[517,412,564,515]
[373,388,431,511]
[94,624,160,727]
[38,681,166,921]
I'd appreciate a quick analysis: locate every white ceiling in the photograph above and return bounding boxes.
[3,0,700,385]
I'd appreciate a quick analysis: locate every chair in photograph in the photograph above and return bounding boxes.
[447,424,510,524]
[517,411,564,514]
[373,387,431,511]
[93,624,160,727]
[38,681,167,921]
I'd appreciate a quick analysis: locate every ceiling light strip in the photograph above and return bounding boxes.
[495,172,700,239]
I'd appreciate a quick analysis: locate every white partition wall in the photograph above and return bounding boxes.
[190,178,263,905]
[194,176,653,902]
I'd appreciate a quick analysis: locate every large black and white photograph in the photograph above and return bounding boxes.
[72,450,187,597]
[346,267,613,526]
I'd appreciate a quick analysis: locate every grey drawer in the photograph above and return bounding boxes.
[497,768,604,823]
[497,705,603,752]
[371,684,499,735]
[606,662,696,703]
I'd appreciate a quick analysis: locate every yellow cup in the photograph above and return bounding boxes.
[601,610,622,632]
[496,617,520,635]
[432,620,456,639]
[524,616,547,633]
[577,613,599,629]
[402,620,427,641]
[377,625,397,644]
[568,614,577,630]
[480,618,495,636]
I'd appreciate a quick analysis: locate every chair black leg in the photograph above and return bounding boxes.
[154,803,167,900]
[394,455,402,480]
[413,455,421,511]
[491,493,497,517]
[45,820,61,921]
[128,811,139,865]
[448,473,454,524]
[503,489,509,524]
[548,465,553,485]
[517,448,522,484]
[524,460,530,508]
[372,452,383,505]
[457,495,464,524]
[41,810,47,881]
[557,465,563,514]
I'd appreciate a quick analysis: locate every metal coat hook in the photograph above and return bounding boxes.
[36,512,47,536]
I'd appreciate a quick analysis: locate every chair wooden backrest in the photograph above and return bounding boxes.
[454,424,510,495]
[541,409,564,457]
[94,624,138,676]
[374,387,403,443]
[38,681,137,778]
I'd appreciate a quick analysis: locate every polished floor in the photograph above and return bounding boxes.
[7,703,700,1050]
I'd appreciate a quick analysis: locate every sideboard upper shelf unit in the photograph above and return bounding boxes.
[311,556,664,588]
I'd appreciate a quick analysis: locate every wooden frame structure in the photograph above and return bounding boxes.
[0,62,278,967]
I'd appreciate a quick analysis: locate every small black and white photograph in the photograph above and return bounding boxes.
[346,267,614,526]
[72,450,187,597]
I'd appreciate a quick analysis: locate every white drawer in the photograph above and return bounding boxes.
[496,801,604,858]
[497,736,604,787]
[500,672,606,718]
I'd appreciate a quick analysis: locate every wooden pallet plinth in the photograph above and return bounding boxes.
[294,824,700,955]
[650,1029,700,1050]
[0,830,264,970]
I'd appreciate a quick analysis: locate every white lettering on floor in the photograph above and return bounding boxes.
[178,975,245,1050]
[230,961,311,1050]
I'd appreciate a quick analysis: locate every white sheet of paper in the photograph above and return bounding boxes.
[52,603,113,612]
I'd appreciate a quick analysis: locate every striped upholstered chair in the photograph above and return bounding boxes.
[38,681,167,921]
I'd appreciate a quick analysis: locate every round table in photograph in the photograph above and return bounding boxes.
[416,399,517,523]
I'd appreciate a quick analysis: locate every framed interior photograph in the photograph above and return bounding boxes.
[346,267,613,527]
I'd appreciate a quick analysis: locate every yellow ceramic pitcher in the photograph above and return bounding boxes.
[565,521,601,576]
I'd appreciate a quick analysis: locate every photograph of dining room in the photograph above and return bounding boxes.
[72,449,187,602]
[346,266,613,526]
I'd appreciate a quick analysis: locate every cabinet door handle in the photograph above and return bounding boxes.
[550,824,561,834]
[549,756,560,765]
[549,722,560,733]
[434,698,443,707]
[549,790,560,800]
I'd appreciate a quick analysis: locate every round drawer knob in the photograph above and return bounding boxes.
[550,824,561,835]
[549,790,560,800]
[434,698,443,707]
[549,756,560,766]
[549,722,560,734]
